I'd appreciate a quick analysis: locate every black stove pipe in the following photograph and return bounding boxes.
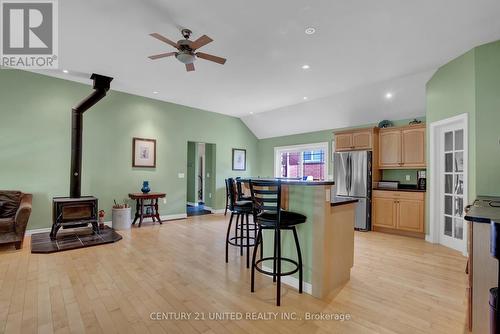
[70,73,113,198]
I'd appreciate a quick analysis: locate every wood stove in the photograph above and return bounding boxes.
[51,197,98,239]
[50,73,113,240]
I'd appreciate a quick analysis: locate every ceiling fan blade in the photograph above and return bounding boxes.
[149,33,178,49]
[190,35,213,50]
[196,52,227,65]
[186,63,195,72]
[148,52,176,60]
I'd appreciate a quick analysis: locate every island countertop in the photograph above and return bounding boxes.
[237,178,334,186]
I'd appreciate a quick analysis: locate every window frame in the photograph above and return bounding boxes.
[273,142,329,180]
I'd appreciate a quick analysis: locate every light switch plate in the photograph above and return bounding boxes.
[405,175,411,181]
[207,172,210,178]
[178,173,185,178]
[163,198,167,204]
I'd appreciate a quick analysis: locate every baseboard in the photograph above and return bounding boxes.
[26,214,187,235]
[262,265,313,295]
[204,206,225,214]
[425,234,436,243]
[25,227,51,235]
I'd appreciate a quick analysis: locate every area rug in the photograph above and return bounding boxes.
[31,226,122,254]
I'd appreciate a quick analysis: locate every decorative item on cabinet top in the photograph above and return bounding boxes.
[378,120,394,128]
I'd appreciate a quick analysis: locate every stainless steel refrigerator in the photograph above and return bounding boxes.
[334,151,372,231]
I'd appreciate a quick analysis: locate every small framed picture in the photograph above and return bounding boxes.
[232,148,246,171]
[133,138,156,168]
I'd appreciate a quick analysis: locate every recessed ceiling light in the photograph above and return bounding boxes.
[303,96,308,100]
[249,111,254,115]
[385,92,393,100]
[305,27,316,35]
[301,64,310,70]
[153,91,159,94]
[62,69,68,73]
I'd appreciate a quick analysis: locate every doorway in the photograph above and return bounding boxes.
[186,141,216,216]
[429,114,468,254]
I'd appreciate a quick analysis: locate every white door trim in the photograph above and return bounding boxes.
[428,113,468,255]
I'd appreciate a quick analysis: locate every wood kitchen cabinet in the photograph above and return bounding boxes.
[372,197,396,228]
[372,190,425,237]
[379,124,426,168]
[334,128,377,151]
[379,129,401,167]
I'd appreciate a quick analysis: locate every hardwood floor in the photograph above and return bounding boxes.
[0,214,467,334]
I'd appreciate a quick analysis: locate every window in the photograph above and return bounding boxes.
[274,142,329,180]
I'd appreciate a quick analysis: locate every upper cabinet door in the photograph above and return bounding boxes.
[352,131,372,150]
[379,129,402,167]
[402,126,426,167]
[335,133,353,151]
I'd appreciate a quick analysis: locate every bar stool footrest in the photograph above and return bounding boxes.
[228,236,257,247]
[254,257,300,277]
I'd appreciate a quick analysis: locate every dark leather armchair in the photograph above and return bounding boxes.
[0,191,32,249]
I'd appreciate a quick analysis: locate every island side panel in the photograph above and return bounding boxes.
[315,202,355,299]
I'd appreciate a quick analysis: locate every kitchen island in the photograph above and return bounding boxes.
[464,197,500,333]
[240,179,358,299]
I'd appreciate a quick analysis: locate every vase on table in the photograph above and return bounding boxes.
[141,181,151,194]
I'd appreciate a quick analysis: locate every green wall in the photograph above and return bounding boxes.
[474,41,500,196]
[382,169,424,185]
[426,49,477,202]
[426,39,500,234]
[0,70,258,229]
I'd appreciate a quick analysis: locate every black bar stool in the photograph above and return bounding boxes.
[225,178,257,268]
[224,179,230,216]
[249,179,306,306]
[235,177,252,201]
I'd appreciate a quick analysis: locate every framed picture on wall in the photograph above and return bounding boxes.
[232,148,246,171]
[133,137,156,168]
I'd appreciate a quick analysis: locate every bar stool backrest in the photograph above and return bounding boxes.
[235,178,245,200]
[226,178,238,211]
[249,179,282,227]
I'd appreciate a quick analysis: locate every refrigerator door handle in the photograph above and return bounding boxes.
[347,153,352,195]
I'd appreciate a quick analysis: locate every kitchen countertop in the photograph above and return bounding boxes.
[373,187,426,193]
[331,196,359,207]
[464,196,500,224]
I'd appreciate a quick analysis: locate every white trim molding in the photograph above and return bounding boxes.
[428,113,468,255]
[273,141,330,179]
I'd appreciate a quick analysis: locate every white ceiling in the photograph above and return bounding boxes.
[37,0,500,138]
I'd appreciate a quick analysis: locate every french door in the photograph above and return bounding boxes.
[439,123,467,253]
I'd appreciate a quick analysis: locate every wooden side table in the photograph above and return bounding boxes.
[128,192,166,227]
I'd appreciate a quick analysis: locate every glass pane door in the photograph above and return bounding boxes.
[443,129,464,241]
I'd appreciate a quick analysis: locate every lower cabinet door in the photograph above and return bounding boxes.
[397,199,424,232]
[373,197,396,228]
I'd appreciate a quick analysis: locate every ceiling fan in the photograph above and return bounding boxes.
[148,29,227,72]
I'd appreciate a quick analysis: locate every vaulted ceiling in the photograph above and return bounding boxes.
[38,0,500,138]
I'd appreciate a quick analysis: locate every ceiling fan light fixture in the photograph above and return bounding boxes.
[175,52,195,64]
